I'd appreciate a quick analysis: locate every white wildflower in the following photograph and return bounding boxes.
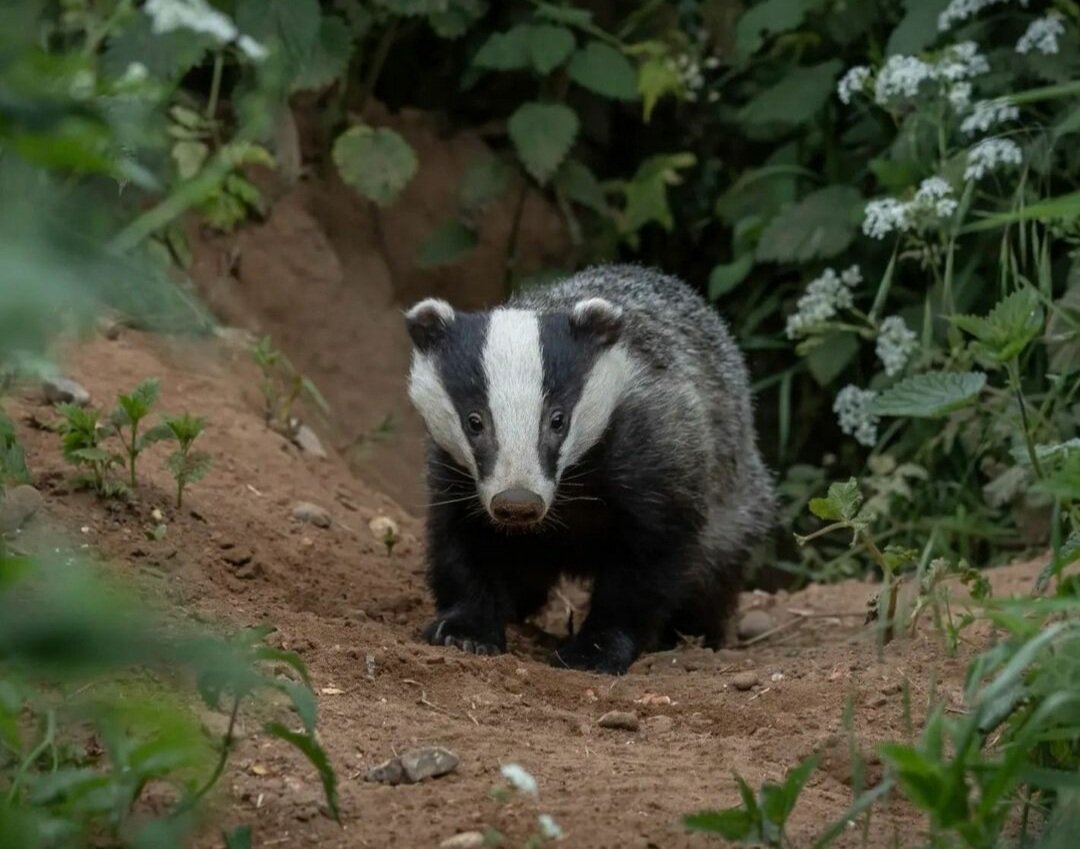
[69,69,96,99]
[237,34,269,61]
[912,177,958,219]
[874,55,936,103]
[876,316,918,376]
[947,81,972,111]
[144,0,268,60]
[961,98,1020,135]
[935,41,989,81]
[501,764,538,796]
[1016,12,1065,55]
[121,62,149,84]
[834,386,880,447]
[964,138,1023,181]
[784,267,860,339]
[538,814,564,840]
[939,0,1028,33]
[837,66,871,104]
[862,197,912,239]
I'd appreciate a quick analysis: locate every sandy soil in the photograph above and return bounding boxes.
[7,327,1047,849]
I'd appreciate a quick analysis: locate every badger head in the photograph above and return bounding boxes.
[404,296,635,528]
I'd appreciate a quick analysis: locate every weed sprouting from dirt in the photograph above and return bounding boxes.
[163,414,211,510]
[111,378,172,489]
[251,336,329,437]
[56,403,127,498]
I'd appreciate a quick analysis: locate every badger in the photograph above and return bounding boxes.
[404,264,775,674]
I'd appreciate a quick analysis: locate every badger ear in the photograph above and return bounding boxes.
[405,298,456,351]
[570,297,623,347]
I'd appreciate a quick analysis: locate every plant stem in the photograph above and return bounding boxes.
[6,710,56,803]
[206,51,225,122]
[358,20,399,117]
[182,694,241,811]
[794,521,849,546]
[1006,359,1044,479]
[129,422,139,489]
[860,530,898,644]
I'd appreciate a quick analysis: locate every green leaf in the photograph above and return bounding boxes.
[568,42,638,101]
[103,14,210,80]
[762,754,820,826]
[872,371,987,418]
[951,288,1044,363]
[809,477,862,522]
[617,152,696,235]
[264,722,340,821]
[636,49,682,121]
[555,159,609,214]
[533,2,593,26]
[683,808,755,838]
[235,0,321,79]
[755,185,863,264]
[708,255,754,301]
[458,156,512,214]
[428,0,487,39]
[293,15,352,92]
[878,744,948,814]
[473,26,531,70]
[735,0,825,56]
[805,332,858,385]
[224,825,252,849]
[333,125,418,206]
[887,0,950,56]
[527,25,575,75]
[962,191,1080,233]
[738,60,843,127]
[417,220,478,268]
[508,102,579,185]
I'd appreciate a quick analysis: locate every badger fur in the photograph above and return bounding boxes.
[404,264,775,674]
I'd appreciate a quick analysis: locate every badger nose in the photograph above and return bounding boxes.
[490,488,545,524]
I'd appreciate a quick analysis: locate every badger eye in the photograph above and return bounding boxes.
[466,412,484,434]
[549,410,566,433]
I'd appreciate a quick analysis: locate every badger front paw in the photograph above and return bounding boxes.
[550,630,638,675]
[422,613,504,656]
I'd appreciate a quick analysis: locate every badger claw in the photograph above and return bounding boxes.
[424,615,504,657]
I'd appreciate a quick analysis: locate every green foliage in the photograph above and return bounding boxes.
[567,42,638,101]
[755,186,862,264]
[56,404,126,499]
[163,414,211,511]
[0,412,29,489]
[111,379,172,489]
[872,372,987,418]
[508,103,579,185]
[252,336,330,434]
[333,125,418,207]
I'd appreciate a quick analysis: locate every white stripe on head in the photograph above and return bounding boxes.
[480,309,553,507]
[408,352,477,476]
[558,344,639,474]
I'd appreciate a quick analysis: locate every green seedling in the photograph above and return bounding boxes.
[56,403,126,497]
[252,336,329,436]
[163,414,212,510]
[0,410,29,489]
[111,378,173,488]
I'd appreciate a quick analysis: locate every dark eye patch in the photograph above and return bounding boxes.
[434,312,496,478]
[538,313,601,476]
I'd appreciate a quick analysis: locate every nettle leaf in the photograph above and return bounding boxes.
[293,15,352,92]
[756,185,862,264]
[872,371,986,418]
[508,102,579,185]
[568,41,638,101]
[635,46,682,122]
[534,2,593,26]
[375,0,447,14]
[235,0,321,78]
[555,159,609,214]
[617,153,696,235]
[264,722,340,821]
[683,808,755,839]
[103,14,210,80]
[417,220,477,268]
[333,125,418,206]
[429,0,487,40]
[473,25,531,70]
[887,0,950,56]
[805,332,859,385]
[739,60,842,127]
[527,25,575,74]
[708,255,754,301]
[809,477,862,522]
[458,156,512,214]
[952,288,1044,363]
[735,0,825,56]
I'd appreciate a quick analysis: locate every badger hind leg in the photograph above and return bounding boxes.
[662,553,742,649]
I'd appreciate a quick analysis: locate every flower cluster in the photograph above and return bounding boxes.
[834,386,879,447]
[862,177,958,239]
[961,98,1020,135]
[1016,12,1065,55]
[841,42,989,109]
[668,52,721,103]
[939,0,1029,32]
[964,138,1023,181]
[144,0,267,60]
[876,316,918,376]
[501,763,538,796]
[784,266,861,339]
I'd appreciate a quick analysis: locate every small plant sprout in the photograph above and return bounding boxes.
[252,335,330,436]
[795,478,916,645]
[111,378,172,488]
[369,515,401,557]
[163,413,212,509]
[57,403,126,497]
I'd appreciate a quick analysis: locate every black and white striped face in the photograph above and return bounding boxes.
[405,297,635,527]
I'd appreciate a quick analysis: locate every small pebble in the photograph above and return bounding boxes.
[439,833,485,849]
[737,609,776,642]
[42,376,90,406]
[643,715,674,734]
[293,424,327,459]
[598,710,639,731]
[399,746,460,783]
[369,515,400,551]
[732,671,759,691]
[364,757,405,786]
[292,501,332,528]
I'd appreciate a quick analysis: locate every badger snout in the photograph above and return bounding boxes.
[489,488,546,525]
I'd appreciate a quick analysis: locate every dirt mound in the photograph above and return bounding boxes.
[188,103,571,512]
[8,327,1047,848]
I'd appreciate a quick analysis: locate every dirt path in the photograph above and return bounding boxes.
[9,329,1046,849]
